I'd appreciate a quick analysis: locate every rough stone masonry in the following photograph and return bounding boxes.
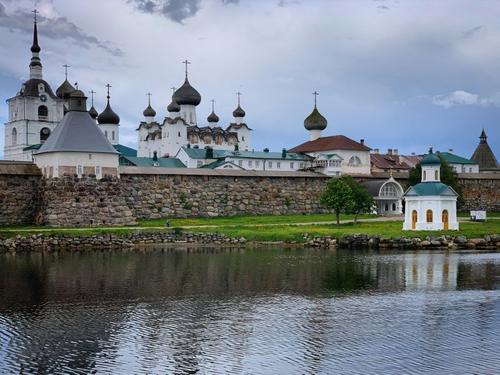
[0,163,499,227]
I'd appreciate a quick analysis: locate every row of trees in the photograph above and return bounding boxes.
[320,176,374,224]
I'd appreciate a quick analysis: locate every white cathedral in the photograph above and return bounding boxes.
[137,63,253,158]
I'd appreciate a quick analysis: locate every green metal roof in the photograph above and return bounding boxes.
[436,151,476,165]
[114,144,137,157]
[421,152,441,165]
[23,143,42,151]
[119,155,186,168]
[201,160,241,169]
[404,182,457,197]
[180,146,309,161]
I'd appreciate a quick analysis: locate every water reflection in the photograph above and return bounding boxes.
[0,248,499,374]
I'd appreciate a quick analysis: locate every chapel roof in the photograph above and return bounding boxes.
[404,182,458,197]
[289,135,370,153]
[471,130,499,171]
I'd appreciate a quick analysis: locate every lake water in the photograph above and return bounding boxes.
[0,247,499,374]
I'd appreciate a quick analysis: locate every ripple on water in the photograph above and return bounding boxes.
[0,250,499,374]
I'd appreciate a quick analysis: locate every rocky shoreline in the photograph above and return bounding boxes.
[0,231,499,253]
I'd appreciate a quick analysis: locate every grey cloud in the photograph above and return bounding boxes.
[377,5,389,10]
[278,0,300,7]
[128,0,241,23]
[0,2,123,56]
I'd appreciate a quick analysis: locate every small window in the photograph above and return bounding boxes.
[423,170,427,180]
[238,160,243,167]
[112,131,115,141]
[290,162,294,169]
[268,162,272,168]
[392,203,396,211]
[197,161,203,167]
[11,127,17,145]
[40,127,50,143]
[469,167,472,172]
[38,105,48,118]
[248,160,253,167]
[255,161,260,168]
[96,166,101,177]
[348,156,361,166]
[77,165,83,176]
[426,209,433,223]
[300,163,304,168]
[89,154,92,160]
[38,83,45,92]
[242,136,245,141]
[105,130,108,138]
[435,170,438,180]
[190,112,193,123]
[178,131,181,137]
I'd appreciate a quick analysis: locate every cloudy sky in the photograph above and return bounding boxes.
[0,0,498,158]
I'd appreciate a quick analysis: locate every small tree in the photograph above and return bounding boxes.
[407,155,464,207]
[320,177,354,224]
[342,176,375,223]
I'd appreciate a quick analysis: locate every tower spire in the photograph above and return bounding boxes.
[29,8,43,79]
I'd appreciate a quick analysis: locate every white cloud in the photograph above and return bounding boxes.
[432,90,500,108]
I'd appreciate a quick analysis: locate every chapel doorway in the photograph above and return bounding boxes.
[442,210,449,230]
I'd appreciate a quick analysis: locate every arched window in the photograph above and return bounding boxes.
[426,209,433,223]
[11,128,17,145]
[435,170,438,180]
[105,130,108,138]
[40,127,51,143]
[38,105,48,119]
[381,183,398,197]
[392,203,396,211]
[423,170,427,180]
[112,131,115,141]
[348,156,361,166]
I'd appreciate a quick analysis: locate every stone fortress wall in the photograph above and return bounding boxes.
[0,162,499,227]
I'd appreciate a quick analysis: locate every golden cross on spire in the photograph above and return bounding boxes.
[62,64,70,80]
[312,91,319,107]
[146,92,152,105]
[211,99,215,112]
[236,92,242,106]
[182,59,191,78]
[32,9,39,23]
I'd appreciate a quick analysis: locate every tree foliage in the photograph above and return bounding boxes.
[320,176,374,224]
[407,156,464,207]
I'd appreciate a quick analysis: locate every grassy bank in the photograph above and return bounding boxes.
[183,220,500,242]
[0,213,498,243]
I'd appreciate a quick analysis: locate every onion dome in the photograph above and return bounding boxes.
[56,79,75,99]
[173,78,201,106]
[167,99,180,113]
[207,111,219,123]
[143,104,156,117]
[304,106,327,131]
[233,105,245,118]
[89,106,98,119]
[421,147,441,165]
[97,100,120,125]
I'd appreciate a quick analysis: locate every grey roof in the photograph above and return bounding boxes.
[35,111,118,155]
[361,180,386,197]
[404,182,458,197]
[471,130,499,170]
[19,78,58,99]
[56,79,75,99]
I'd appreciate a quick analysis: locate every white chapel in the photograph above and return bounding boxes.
[403,149,459,231]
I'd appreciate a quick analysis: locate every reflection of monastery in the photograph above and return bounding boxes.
[2,14,499,213]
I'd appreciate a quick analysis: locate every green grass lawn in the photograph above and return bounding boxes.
[1,213,498,242]
[138,213,377,227]
[182,220,500,242]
